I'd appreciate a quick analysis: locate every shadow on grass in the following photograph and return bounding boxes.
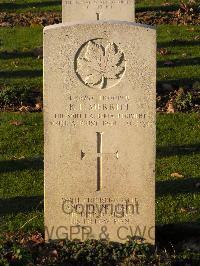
[157,144,200,158]
[0,70,42,78]
[157,78,200,87]
[0,196,43,216]
[0,157,43,173]
[158,40,200,48]
[156,222,200,249]
[156,177,200,197]
[0,0,61,11]
[0,51,37,60]
[157,57,200,68]
[136,4,180,12]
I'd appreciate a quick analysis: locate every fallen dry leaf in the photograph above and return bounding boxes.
[35,102,43,111]
[157,48,169,56]
[162,2,171,6]
[194,35,200,40]
[182,53,187,57]
[180,207,198,214]
[19,106,34,112]
[10,120,24,126]
[180,207,187,213]
[31,232,44,244]
[171,172,184,178]
[166,100,175,113]
[11,156,25,160]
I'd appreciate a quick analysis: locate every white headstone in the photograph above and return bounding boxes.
[44,2,156,244]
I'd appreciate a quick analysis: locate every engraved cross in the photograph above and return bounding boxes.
[81,132,119,191]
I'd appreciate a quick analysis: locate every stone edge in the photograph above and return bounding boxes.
[43,21,156,32]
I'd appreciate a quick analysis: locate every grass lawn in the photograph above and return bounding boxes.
[0,0,61,13]
[157,25,200,84]
[0,0,191,13]
[0,112,44,233]
[0,0,199,254]
[0,112,199,234]
[1,24,200,106]
[0,26,42,94]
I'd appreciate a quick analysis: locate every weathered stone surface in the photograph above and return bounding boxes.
[62,0,135,22]
[44,22,156,243]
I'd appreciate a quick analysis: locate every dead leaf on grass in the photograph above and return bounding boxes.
[166,100,175,113]
[35,102,43,111]
[180,207,187,213]
[157,48,169,56]
[10,120,24,126]
[180,207,198,213]
[171,172,184,178]
[11,156,25,160]
[19,106,34,112]
[194,35,200,40]
[31,232,44,244]
[162,2,171,6]
[182,53,187,57]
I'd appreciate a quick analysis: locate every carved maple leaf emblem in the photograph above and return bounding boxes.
[77,41,125,89]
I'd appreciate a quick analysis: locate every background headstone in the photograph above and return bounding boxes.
[62,0,135,22]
